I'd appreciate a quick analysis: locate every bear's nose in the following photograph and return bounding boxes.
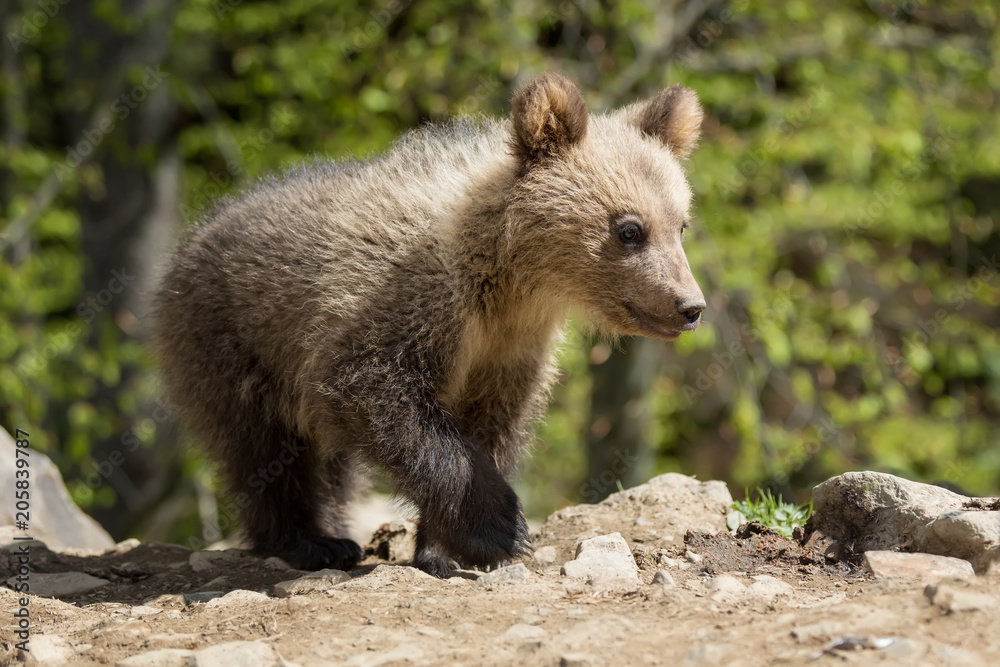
[677,298,706,324]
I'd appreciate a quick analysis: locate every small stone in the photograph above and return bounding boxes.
[863,551,974,580]
[500,623,546,642]
[19,634,73,665]
[195,641,280,667]
[924,583,998,613]
[684,550,703,564]
[273,569,351,597]
[651,570,675,587]
[534,545,558,565]
[476,563,531,587]
[111,538,142,554]
[745,575,793,601]
[561,533,639,586]
[116,648,196,667]
[706,574,745,603]
[205,589,269,607]
[15,572,110,598]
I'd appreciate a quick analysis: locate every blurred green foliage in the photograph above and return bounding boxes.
[2,0,998,540]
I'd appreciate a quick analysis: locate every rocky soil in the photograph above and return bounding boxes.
[1,472,998,666]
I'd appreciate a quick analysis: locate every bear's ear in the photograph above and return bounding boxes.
[510,73,588,164]
[630,84,703,159]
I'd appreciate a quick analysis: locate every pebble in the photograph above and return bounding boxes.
[14,572,110,598]
[652,570,675,587]
[534,545,558,565]
[684,550,703,564]
[561,533,639,586]
[476,563,531,587]
[273,569,351,597]
[863,551,975,580]
[745,575,792,601]
[706,574,745,603]
[129,605,162,617]
[205,589,270,608]
[924,583,998,613]
[500,623,546,642]
[19,634,73,665]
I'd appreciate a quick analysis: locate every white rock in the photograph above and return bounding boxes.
[205,589,270,608]
[533,545,558,565]
[924,583,998,613]
[19,634,73,665]
[812,472,1000,572]
[651,570,675,587]
[706,574,745,603]
[863,551,975,580]
[500,623,546,642]
[129,605,162,617]
[273,569,351,597]
[745,575,793,601]
[195,641,282,667]
[14,572,110,598]
[923,510,1000,573]
[561,533,639,585]
[0,428,115,551]
[476,563,531,587]
[117,648,196,666]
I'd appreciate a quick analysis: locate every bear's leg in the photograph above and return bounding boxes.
[225,420,362,571]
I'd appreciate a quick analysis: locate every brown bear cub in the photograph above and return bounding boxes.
[153,74,706,577]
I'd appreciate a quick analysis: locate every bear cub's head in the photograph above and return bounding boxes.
[507,73,707,341]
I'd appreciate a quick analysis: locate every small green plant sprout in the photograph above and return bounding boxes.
[727,487,813,538]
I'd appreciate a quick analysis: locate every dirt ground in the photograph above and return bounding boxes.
[1,479,998,666]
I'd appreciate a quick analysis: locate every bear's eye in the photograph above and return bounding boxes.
[618,222,643,245]
[681,220,690,240]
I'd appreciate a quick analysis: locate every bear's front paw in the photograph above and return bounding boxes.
[443,471,533,568]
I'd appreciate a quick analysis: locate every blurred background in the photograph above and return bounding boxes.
[1,0,998,547]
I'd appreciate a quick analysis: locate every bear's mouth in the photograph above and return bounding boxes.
[624,303,697,340]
